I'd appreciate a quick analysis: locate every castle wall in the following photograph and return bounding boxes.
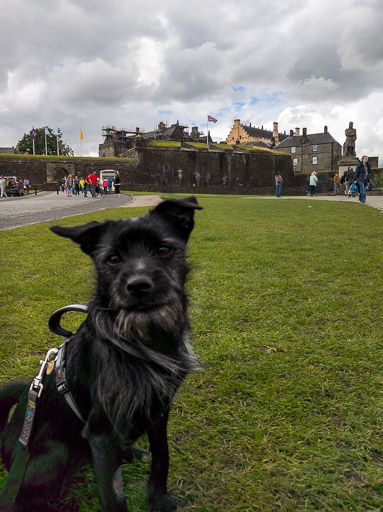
[0,149,303,195]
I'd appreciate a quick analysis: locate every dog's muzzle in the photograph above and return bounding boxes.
[126,275,154,298]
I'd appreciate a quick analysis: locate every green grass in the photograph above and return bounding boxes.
[1,196,383,511]
[0,154,137,162]
[148,140,181,148]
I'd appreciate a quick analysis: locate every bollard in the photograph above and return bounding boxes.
[35,185,37,195]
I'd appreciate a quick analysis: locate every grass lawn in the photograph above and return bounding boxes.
[1,196,383,511]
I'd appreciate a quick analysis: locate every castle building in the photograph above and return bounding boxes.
[226,119,288,146]
[99,121,210,158]
[274,126,342,172]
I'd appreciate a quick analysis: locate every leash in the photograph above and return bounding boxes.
[0,348,58,512]
[0,305,88,512]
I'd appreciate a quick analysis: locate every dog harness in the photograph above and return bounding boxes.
[49,304,88,423]
[0,302,168,511]
[0,305,88,512]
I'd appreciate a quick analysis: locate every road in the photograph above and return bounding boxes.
[0,192,162,230]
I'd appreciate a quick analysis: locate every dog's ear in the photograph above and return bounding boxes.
[151,196,203,240]
[50,221,106,255]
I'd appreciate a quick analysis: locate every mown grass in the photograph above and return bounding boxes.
[1,196,383,511]
[148,141,181,148]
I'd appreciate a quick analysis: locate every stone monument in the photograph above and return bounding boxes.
[337,122,359,177]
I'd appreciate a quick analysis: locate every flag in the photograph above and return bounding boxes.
[45,127,52,137]
[208,115,217,123]
[32,127,36,140]
[80,130,84,140]
[57,127,63,137]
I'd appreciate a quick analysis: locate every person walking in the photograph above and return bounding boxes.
[354,155,371,204]
[66,175,73,196]
[345,166,354,196]
[114,172,121,196]
[333,172,341,195]
[275,172,283,198]
[89,171,98,198]
[74,176,80,195]
[309,171,318,197]
[0,176,7,198]
[84,174,91,197]
[24,178,30,194]
[79,177,85,194]
[102,178,109,195]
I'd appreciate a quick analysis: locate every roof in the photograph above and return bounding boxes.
[275,131,340,148]
[243,140,273,149]
[241,125,289,142]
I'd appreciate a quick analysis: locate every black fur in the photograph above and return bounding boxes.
[0,196,202,512]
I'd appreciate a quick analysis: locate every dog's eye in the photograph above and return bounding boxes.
[106,254,120,265]
[157,245,172,256]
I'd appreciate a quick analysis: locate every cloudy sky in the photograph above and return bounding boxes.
[1,0,382,162]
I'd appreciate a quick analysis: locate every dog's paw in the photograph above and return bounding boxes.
[150,494,178,512]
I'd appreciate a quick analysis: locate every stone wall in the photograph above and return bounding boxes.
[0,149,311,195]
[130,147,297,194]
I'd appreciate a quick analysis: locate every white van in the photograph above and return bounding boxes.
[99,170,116,191]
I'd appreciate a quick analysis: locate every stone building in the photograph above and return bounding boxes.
[99,121,210,157]
[226,119,288,146]
[274,126,342,172]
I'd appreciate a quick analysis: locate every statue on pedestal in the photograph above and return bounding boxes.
[343,122,357,158]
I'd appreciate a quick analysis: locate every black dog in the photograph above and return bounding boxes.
[0,196,202,512]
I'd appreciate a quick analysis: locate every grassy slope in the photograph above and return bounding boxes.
[1,197,383,511]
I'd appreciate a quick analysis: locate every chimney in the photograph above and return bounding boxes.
[234,119,240,126]
[290,129,294,137]
[301,127,309,144]
[273,122,279,144]
[158,121,165,130]
[295,127,300,135]
[324,125,328,134]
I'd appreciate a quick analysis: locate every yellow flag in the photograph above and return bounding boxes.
[80,130,84,140]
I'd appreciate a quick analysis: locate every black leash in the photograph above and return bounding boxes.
[0,348,58,512]
[0,305,88,512]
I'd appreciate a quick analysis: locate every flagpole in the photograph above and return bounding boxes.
[207,116,209,150]
[45,128,47,156]
[32,136,35,155]
[57,135,59,156]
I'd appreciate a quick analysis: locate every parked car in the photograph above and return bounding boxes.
[5,176,25,196]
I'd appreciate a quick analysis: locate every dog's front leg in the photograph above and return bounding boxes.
[85,432,127,512]
[147,410,178,512]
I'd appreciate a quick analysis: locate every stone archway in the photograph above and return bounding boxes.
[47,162,75,183]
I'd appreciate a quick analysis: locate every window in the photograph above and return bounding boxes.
[312,156,318,164]
[312,145,318,152]
[291,147,296,154]
[293,158,298,166]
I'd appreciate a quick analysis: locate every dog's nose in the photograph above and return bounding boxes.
[126,276,154,297]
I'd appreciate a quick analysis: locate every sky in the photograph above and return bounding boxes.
[1,0,382,162]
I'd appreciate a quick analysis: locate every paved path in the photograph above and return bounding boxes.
[244,194,383,212]
[0,192,162,230]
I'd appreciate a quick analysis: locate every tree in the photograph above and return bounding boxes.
[15,127,74,156]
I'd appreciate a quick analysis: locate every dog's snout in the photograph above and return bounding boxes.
[126,276,154,297]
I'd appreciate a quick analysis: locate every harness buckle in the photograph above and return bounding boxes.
[30,348,58,398]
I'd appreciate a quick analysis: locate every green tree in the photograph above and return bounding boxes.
[15,127,74,156]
